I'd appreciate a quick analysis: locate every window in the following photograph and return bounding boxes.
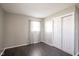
[30,21,40,32]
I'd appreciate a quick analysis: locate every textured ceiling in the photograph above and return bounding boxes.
[0,3,76,18]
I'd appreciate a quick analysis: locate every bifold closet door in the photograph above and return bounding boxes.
[53,17,62,49]
[62,13,74,55]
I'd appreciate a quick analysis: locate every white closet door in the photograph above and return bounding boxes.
[62,14,74,55]
[53,17,62,49]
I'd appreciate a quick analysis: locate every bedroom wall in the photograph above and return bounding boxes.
[43,17,53,46]
[4,12,43,49]
[75,6,79,55]
[43,6,75,46]
[0,7,4,50]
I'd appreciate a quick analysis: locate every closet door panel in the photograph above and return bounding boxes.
[62,14,74,55]
[53,17,62,49]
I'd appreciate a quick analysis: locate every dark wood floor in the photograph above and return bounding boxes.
[2,42,71,56]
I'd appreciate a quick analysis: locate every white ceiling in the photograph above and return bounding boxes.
[0,3,77,18]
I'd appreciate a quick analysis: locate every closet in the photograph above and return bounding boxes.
[44,8,79,55]
[53,12,75,55]
[43,6,79,56]
[52,11,79,55]
[62,13,74,55]
[53,16,62,50]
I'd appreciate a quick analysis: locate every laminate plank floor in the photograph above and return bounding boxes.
[2,42,71,56]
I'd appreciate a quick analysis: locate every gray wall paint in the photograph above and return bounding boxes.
[4,13,29,48]
[0,7,4,50]
[4,12,43,48]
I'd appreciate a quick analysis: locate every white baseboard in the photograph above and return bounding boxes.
[0,49,5,56]
[4,43,30,50]
[0,42,41,56]
[4,42,41,50]
[32,41,41,44]
[42,41,53,46]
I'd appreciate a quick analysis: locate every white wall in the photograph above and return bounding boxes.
[43,6,75,46]
[0,7,4,50]
[44,17,53,46]
[4,12,42,49]
[43,6,79,55]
